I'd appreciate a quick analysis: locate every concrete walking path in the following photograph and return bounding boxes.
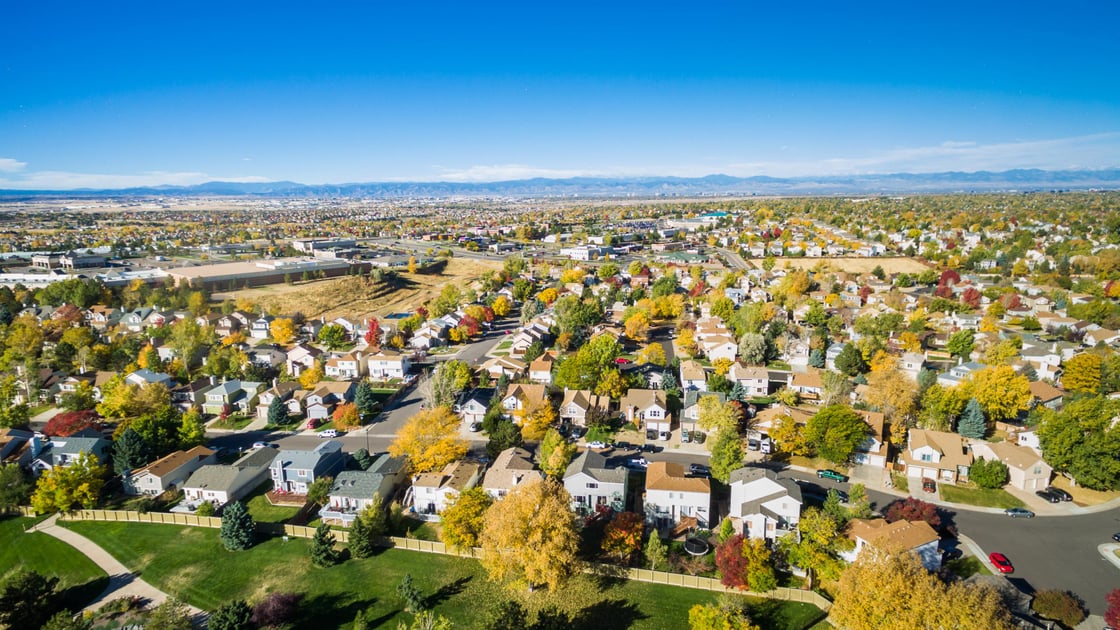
[28,514,207,622]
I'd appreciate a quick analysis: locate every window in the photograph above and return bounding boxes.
[920,453,932,462]
[586,482,598,489]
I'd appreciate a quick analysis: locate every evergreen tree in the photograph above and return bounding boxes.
[808,348,826,369]
[112,428,150,475]
[354,380,378,416]
[348,499,386,559]
[1021,364,1039,382]
[220,501,256,551]
[267,395,287,426]
[208,600,253,630]
[352,447,373,470]
[644,532,667,570]
[310,523,340,567]
[0,571,59,629]
[956,398,987,438]
[729,381,748,402]
[397,573,425,614]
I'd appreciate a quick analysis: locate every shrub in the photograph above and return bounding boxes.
[196,502,216,517]
[1031,589,1086,628]
[251,592,303,628]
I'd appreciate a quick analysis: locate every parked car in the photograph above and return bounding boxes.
[659,431,671,441]
[922,479,936,493]
[681,430,691,444]
[639,443,660,454]
[587,441,609,449]
[627,457,649,470]
[1035,489,1061,503]
[469,422,483,432]
[1112,532,1120,543]
[688,464,711,477]
[747,439,760,451]
[571,426,587,439]
[1045,487,1072,502]
[251,441,278,449]
[319,429,339,438]
[941,549,963,563]
[988,552,1014,574]
[817,469,849,483]
[1005,507,1035,518]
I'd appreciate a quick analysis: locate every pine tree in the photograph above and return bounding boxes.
[352,448,373,470]
[220,501,256,551]
[354,381,378,416]
[267,395,287,426]
[112,427,149,475]
[397,573,425,614]
[348,499,386,559]
[310,523,340,567]
[209,600,253,630]
[956,398,987,438]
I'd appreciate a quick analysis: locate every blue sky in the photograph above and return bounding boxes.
[1,1,1118,188]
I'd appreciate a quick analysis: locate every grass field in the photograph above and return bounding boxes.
[0,517,108,612]
[938,485,1025,509]
[751,256,931,275]
[213,257,502,321]
[61,521,825,630]
[1050,475,1120,506]
[244,483,303,525]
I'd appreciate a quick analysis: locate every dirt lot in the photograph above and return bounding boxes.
[750,256,931,275]
[211,257,501,321]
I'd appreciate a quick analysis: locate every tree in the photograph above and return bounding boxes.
[1106,588,1120,629]
[364,318,383,347]
[354,380,378,417]
[770,414,810,456]
[440,487,493,551]
[715,534,751,590]
[178,409,207,450]
[864,360,917,429]
[624,310,650,342]
[520,400,557,441]
[601,511,644,562]
[425,360,472,409]
[60,381,97,412]
[1063,353,1102,394]
[636,342,667,366]
[389,406,469,473]
[31,451,106,513]
[332,402,362,430]
[779,507,851,590]
[538,428,576,478]
[1037,395,1120,490]
[397,573,425,614]
[594,368,627,400]
[42,610,92,630]
[0,464,31,512]
[299,360,324,388]
[737,333,768,366]
[804,405,870,464]
[956,397,987,438]
[318,323,348,350]
[0,571,59,629]
[209,600,254,630]
[491,295,512,318]
[884,496,942,531]
[834,343,866,376]
[251,592,302,628]
[310,522,340,567]
[919,384,968,431]
[964,365,1031,424]
[486,420,523,459]
[1030,589,1087,628]
[946,329,975,360]
[970,456,1010,489]
[220,500,256,551]
[348,497,387,559]
[709,428,743,484]
[698,395,739,433]
[44,410,102,437]
[644,532,668,571]
[480,478,580,591]
[267,395,288,426]
[145,598,193,630]
[112,427,150,475]
[831,549,1015,630]
[269,317,297,344]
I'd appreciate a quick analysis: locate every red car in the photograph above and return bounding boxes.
[988,552,1014,574]
[922,479,936,493]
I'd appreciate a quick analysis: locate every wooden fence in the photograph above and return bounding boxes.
[59,510,831,612]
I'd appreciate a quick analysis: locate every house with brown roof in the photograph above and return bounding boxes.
[409,461,483,518]
[1028,380,1064,411]
[679,360,708,392]
[559,389,611,427]
[620,389,670,435]
[840,518,941,570]
[482,447,542,500]
[728,363,769,398]
[852,410,889,469]
[123,446,217,496]
[528,353,556,384]
[501,383,550,422]
[644,461,711,529]
[480,356,527,380]
[902,429,973,485]
[970,441,1052,491]
[790,369,824,403]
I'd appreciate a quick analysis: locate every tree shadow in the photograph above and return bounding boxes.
[424,575,472,610]
[295,592,379,629]
[570,598,649,630]
[57,575,112,612]
[585,561,628,590]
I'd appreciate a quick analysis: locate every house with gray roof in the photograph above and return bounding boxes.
[320,455,408,525]
[181,447,277,510]
[269,440,347,494]
[27,431,112,476]
[727,467,803,541]
[201,379,265,416]
[482,447,542,500]
[563,450,628,515]
[124,369,173,388]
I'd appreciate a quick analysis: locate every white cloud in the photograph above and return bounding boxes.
[0,158,27,173]
[0,170,270,190]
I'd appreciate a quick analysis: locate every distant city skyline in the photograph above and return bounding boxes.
[2,2,1118,189]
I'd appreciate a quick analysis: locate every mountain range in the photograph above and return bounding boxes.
[2,168,1118,199]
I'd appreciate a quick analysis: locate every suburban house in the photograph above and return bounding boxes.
[1028,380,1065,411]
[26,432,112,476]
[840,518,941,571]
[367,350,411,380]
[679,360,708,391]
[256,381,302,420]
[700,335,738,363]
[250,315,274,339]
[899,352,926,380]
[201,379,265,416]
[680,391,726,435]
[269,440,347,494]
[454,388,496,425]
[563,450,628,515]
[644,461,711,529]
[620,389,670,435]
[528,353,556,384]
[852,410,889,469]
[125,369,173,389]
[320,454,409,525]
[479,356,527,380]
[482,447,542,500]
[304,381,356,421]
[901,429,973,485]
[727,467,802,541]
[409,460,483,518]
[170,377,217,411]
[286,343,322,378]
[248,347,287,369]
[501,383,549,422]
[558,389,611,427]
[123,446,217,496]
[325,351,365,380]
[970,441,1052,491]
[728,363,769,398]
[789,369,824,403]
[181,447,278,510]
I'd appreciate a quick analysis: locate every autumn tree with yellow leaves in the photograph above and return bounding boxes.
[962,365,1032,424]
[480,478,580,592]
[269,317,297,345]
[389,405,469,473]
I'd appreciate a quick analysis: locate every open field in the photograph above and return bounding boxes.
[748,256,931,275]
[63,521,825,629]
[937,485,1025,509]
[211,257,502,321]
[0,517,108,611]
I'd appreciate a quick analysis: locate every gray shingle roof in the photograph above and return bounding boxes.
[564,450,627,484]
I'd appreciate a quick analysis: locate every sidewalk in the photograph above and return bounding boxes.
[28,514,207,622]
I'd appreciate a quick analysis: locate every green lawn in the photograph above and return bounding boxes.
[244,483,303,524]
[0,517,108,612]
[61,521,823,629]
[210,414,255,430]
[938,485,1025,509]
[944,556,991,578]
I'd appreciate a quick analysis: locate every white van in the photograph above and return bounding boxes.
[318,429,338,438]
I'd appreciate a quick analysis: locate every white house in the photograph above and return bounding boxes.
[619,389,670,435]
[852,410,889,469]
[727,467,802,541]
[701,335,738,363]
[409,460,483,518]
[123,446,217,496]
[563,450,628,515]
[678,360,708,392]
[367,350,411,380]
[644,461,710,529]
[325,351,365,380]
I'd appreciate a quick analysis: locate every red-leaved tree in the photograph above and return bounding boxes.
[960,287,982,309]
[364,318,382,347]
[885,497,942,531]
[1105,588,1120,629]
[44,410,102,437]
[715,534,750,590]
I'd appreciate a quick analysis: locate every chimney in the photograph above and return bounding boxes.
[272,377,278,389]
[209,375,217,386]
